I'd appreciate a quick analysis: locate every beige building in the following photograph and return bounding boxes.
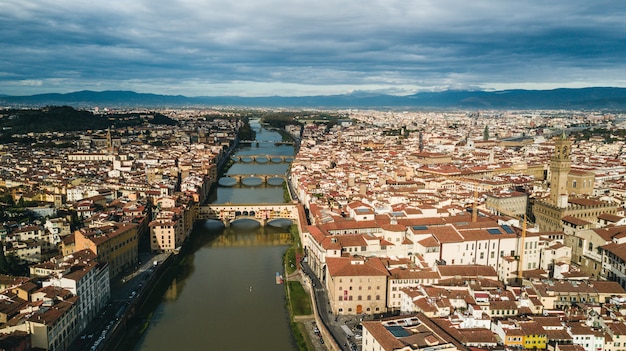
[485,190,528,217]
[527,280,625,309]
[150,197,195,253]
[326,256,389,315]
[565,226,626,279]
[73,222,139,278]
[534,135,618,232]
[149,215,184,253]
[567,169,595,196]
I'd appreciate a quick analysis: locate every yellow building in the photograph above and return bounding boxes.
[74,222,139,278]
[520,321,548,349]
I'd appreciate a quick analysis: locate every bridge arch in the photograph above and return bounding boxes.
[231,155,291,164]
[198,204,300,227]
[219,175,287,185]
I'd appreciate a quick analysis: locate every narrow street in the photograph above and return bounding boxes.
[300,261,363,351]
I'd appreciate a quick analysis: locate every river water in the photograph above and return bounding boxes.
[133,120,297,351]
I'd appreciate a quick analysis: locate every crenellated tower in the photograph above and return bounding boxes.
[549,131,571,207]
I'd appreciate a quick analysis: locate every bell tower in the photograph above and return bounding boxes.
[549,131,571,207]
[106,126,113,154]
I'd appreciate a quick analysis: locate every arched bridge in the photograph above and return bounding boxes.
[221,174,287,184]
[231,155,293,163]
[239,140,295,146]
[198,203,300,227]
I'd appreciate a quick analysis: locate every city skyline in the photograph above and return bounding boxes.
[2,0,626,97]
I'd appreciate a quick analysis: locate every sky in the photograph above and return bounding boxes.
[1,0,626,97]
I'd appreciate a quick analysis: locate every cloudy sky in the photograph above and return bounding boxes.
[1,0,625,96]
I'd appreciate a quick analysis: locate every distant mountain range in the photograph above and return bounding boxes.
[2,87,626,109]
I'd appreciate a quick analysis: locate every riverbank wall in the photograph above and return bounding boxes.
[100,252,177,351]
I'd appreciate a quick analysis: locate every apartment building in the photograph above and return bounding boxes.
[567,226,626,279]
[361,313,469,351]
[325,256,389,315]
[0,287,79,351]
[40,249,110,332]
[387,267,441,312]
[74,222,139,278]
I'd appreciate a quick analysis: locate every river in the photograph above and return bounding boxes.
[133,120,298,351]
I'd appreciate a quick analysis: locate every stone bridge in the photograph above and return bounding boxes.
[221,174,287,184]
[231,155,293,163]
[239,140,295,146]
[198,203,300,227]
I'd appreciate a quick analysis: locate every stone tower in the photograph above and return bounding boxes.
[549,131,571,207]
[106,126,113,154]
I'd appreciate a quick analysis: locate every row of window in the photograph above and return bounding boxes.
[339,285,380,291]
[338,295,381,301]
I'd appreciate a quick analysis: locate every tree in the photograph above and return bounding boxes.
[483,125,490,141]
[0,245,20,275]
[0,246,9,273]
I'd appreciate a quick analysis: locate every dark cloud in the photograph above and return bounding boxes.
[1,0,625,96]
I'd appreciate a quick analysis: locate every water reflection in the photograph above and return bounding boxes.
[158,220,292,306]
[267,177,285,186]
[241,177,264,187]
[206,222,292,248]
[133,119,297,351]
[218,177,237,187]
[229,218,261,230]
[267,218,294,228]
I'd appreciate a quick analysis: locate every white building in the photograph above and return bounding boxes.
[41,249,111,332]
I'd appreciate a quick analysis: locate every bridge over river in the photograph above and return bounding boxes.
[231,155,293,163]
[219,174,287,185]
[239,140,295,146]
[198,203,300,227]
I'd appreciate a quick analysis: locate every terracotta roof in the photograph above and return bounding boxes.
[326,256,390,278]
[601,242,626,263]
[437,265,497,278]
[561,215,592,226]
[598,213,624,222]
